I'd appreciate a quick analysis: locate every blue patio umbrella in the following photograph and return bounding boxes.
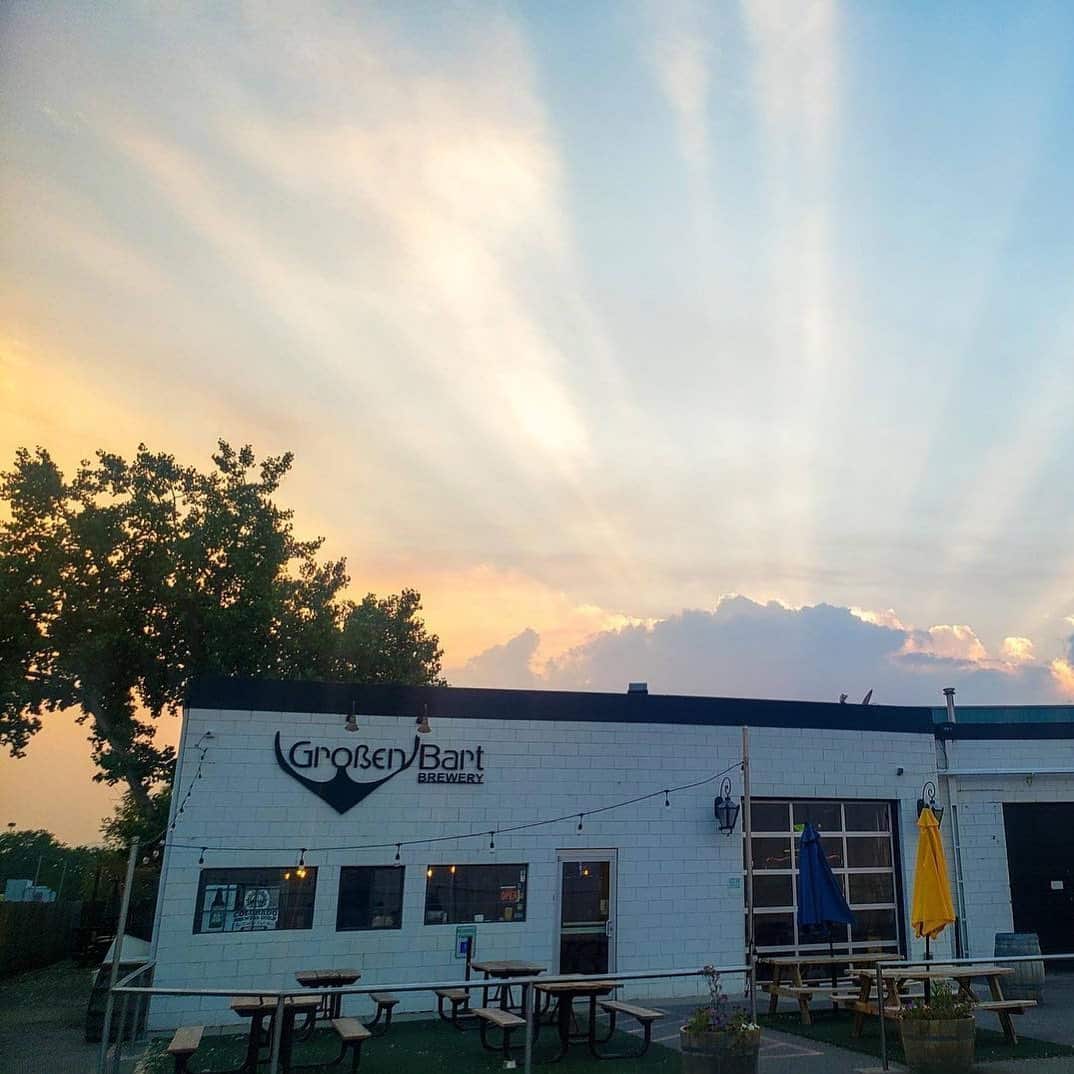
[797,823,856,987]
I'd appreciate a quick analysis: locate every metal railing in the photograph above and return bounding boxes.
[108,962,750,1074]
[105,948,1074,1074]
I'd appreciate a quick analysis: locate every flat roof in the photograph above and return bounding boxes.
[187,677,934,734]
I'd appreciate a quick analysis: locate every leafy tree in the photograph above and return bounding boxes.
[100,787,173,851]
[1,441,444,817]
[0,827,101,900]
[335,589,446,685]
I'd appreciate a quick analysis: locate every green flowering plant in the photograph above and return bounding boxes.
[685,966,761,1036]
[900,982,975,1021]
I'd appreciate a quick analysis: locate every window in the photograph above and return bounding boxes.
[194,867,317,934]
[424,864,527,925]
[746,799,901,959]
[337,867,404,931]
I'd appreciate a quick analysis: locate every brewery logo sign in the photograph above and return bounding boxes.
[274,733,486,814]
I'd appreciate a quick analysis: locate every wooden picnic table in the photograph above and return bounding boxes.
[294,968,361,1021]
[230,995,321,1072]
[761,953,899,1024]
[471,960,547,1012]
[533,979,619,1061]
[850,964,1035,1045]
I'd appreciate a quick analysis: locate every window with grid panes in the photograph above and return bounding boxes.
[745,800,901,959]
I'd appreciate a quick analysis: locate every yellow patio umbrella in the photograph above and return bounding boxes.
[911,806,955,998]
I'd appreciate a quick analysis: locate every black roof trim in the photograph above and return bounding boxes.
[935,721,1074,741]
[186,677,934,734]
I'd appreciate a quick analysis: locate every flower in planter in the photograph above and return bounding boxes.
[900,982,975,1022]
[685,966,761,1037]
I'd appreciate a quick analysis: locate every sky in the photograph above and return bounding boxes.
[1,1,1073,844]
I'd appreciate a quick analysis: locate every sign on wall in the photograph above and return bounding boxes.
[274,732,487,814]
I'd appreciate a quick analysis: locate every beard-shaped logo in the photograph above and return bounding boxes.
[274,733,421,813]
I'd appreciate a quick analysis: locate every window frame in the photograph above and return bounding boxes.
[746,798,903,958]
[336,865,406,932]
[193,866,318,935]
[423,863,528,925]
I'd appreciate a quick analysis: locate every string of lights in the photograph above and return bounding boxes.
[138,733,215,863]
[165,758,744,863]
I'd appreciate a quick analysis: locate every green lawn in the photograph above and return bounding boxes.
[140,1018,680,1073]
[760,1010,1074,1065]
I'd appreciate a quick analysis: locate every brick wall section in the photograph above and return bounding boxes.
[149,706,936,1030]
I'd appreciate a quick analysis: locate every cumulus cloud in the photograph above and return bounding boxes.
[903,625,988,663]
[455,595,1071,705]
[1000,636,1035,664]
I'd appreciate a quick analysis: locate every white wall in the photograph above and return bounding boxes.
[944,737,1074,958]
[150,704,936,1030]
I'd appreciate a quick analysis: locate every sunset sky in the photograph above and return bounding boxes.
[2,2,1073,844]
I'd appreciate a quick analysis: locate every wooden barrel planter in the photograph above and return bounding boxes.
[995,932,1045,1002]
[680,1026,761,1074]
[899,1017,975,1074]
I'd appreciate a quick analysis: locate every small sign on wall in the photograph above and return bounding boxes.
[455,925,476,958]
[1051,880,1065,891]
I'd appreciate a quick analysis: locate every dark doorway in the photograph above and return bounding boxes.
[1003,803,1074,959]
[557,855,614,974]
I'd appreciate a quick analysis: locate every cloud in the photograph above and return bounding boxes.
[458,594,1070,705]
[1052,658,1074,697]
[904,625,988,663]
[1000,636,1035,664]
[647,1,716,247]
[454,628,542,690]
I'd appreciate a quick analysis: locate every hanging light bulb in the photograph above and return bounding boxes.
[427,867,433,879]
[665,790,670,807]
[345,701,359,733]
[284,871,291,880]
[450,864,456,874]
[489,831,495,850]
[198,848,206,865]
[577,814,584,832]
[395,844,401,863]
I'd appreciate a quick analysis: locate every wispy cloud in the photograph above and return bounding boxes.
[648,1,717,251]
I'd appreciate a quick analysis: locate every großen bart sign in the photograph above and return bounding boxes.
[274,733,486,813]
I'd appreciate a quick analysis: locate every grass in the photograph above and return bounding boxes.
[760,1009,1074,1065]
[139,1018,681,1073]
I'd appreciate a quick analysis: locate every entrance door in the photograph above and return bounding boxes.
[556,850,616,974]
[1003,803,1074,956]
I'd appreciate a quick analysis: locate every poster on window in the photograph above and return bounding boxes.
[232,885,280,931]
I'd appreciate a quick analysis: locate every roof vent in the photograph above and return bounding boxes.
[627,682,648,695]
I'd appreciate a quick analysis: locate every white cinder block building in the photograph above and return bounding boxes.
[148,678,1074,1030]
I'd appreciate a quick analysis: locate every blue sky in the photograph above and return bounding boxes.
[1,2,1073,836]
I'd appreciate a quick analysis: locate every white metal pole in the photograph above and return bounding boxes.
[742,726,756,1023]
[97,840,139,1074]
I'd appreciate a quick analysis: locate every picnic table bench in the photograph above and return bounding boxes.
[850,964,1036,1045]
[761,953,899,1025]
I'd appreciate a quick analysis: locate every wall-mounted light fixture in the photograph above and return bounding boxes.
[714,778,741,836]
[917,781,944,826]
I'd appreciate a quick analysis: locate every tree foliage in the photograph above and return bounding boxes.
[1,441,444,814]
[0,828,102,900]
